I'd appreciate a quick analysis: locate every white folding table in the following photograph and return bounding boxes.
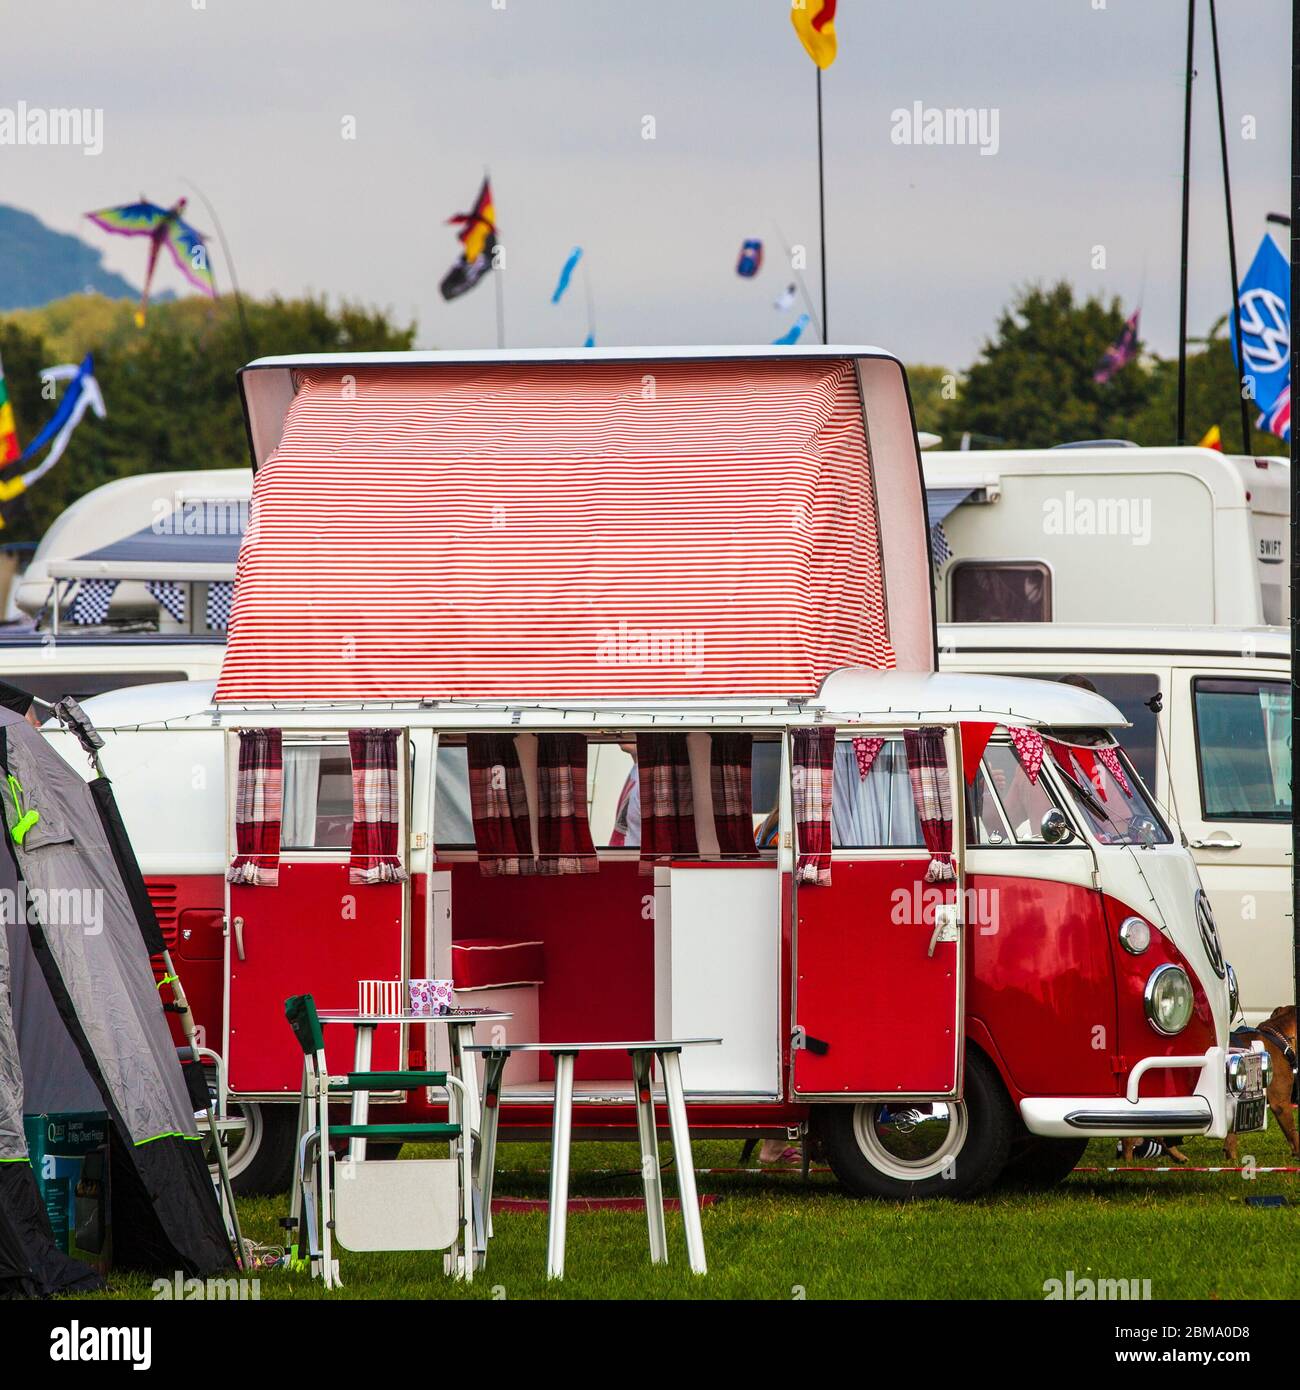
[466,1037,720,1280]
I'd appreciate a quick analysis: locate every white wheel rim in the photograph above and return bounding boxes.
[219,1101,262,1181]
[852,1101,969,1182]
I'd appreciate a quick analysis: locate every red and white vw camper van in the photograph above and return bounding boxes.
[52,348,1265,1200]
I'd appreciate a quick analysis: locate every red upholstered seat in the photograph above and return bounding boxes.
[451,937,545,991]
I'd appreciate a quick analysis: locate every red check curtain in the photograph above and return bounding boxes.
[227,729,283,887]
[792,727,835,886]
[637,733,697,873]
[903,726,955,882]
[536,732,598,875]
[348,729,407,885]
[467,734,535,877]
[710,733,757,858]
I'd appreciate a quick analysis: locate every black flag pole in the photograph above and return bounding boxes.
[1208,0,1251,454]
[1176,0,1196,446]
[816,66,829,344]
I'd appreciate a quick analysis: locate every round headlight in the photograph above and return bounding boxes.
[1226,962,1240,1019]
[1118,916,1152,955]
[1227,1053,1248,1092]
[1144,964,1195,1036]
[1260,1050,1273,1086]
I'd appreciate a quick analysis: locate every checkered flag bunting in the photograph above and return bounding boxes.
[206,580,233,631]
[147,580,187,623]
[68,579,119,625]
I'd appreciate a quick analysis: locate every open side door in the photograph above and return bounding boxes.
[225,730,408,1095]
[791,725,965,1100]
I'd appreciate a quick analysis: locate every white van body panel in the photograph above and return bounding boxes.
[939,623,1291,1025]
[926,448,1290,627]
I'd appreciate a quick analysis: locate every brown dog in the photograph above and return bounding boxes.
[1224,1005,1298,1164]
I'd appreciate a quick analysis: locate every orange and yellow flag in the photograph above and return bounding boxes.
[1197,424,1223,452]
[791,0,837,69]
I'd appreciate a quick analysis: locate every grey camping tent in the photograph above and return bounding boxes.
[0,706,232,1295]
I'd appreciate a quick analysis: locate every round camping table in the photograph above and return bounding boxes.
[465,1038,721,1279]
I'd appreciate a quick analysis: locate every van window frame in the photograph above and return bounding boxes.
[1190,675,1292,824]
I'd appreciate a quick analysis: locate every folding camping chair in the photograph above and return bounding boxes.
[282,994,474,1289]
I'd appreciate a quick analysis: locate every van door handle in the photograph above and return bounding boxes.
[233,915,246,961]
[1188,834,1242,850]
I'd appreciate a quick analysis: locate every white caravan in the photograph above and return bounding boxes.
[15,467,250,631]
[925,446,1290,628]
[939,623,1291,1024]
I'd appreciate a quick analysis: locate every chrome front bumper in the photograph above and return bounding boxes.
[1020,1045,1266,1141]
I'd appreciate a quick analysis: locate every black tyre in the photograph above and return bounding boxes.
[816,1049,1014,1200]
[999,1137,1087,1189]
[225,1102,298,1197]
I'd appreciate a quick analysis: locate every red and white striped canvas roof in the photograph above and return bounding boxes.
[215,357,895,702]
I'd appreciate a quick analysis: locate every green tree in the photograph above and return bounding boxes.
[1126,320,1287,455]
[937,281,1153,449]
[903,363,957,437]
[0,293,416,542]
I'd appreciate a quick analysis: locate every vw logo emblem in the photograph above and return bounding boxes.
[1238,288,1290,374]
[1195,890,1225,979]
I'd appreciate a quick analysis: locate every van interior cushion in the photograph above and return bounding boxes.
[451,937,545,991]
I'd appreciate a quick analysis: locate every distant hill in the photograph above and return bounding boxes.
[0,204,140,310]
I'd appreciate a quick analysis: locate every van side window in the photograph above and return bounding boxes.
[1193,678,1292,821]
[950,561,1051,622]
[977,744,1061,844]
[282,743,353,849]
[831,739,923,848]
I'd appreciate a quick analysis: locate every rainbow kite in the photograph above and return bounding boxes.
[85,197,216,325]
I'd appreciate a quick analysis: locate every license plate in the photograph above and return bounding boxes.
[1234,1095,1267,1133]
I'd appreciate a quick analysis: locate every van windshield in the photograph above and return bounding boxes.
[1052,742,1171,847]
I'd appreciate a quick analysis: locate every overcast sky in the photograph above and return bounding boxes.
[4,0,1292,367]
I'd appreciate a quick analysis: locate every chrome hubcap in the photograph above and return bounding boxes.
[853,1101,968,1181]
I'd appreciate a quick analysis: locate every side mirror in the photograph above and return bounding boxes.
[1040,809,1074,844]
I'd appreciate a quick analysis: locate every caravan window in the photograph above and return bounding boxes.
[950,561,1052,622]
[1193,678,1292,821]
[282,743,353,849]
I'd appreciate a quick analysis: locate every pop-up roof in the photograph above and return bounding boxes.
[220,348,934,703]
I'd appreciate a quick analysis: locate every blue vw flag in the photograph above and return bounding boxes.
[1232,234,1290,413]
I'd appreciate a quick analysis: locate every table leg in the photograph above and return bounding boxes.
[448,1022,481,1137]
[478,1051,508,1246]
[546,1051,576,1280]
[631,1049,668,1265]
[350,1024,374,1161]
[659,1049,707,1275]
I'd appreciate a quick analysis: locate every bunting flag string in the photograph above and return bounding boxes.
[960,722,997,784]
[1096,745,1132,796]
[851,735,884,780]
[1006,726,1044,784]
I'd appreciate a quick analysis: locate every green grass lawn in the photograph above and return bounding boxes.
[80,1124,1299,1301]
